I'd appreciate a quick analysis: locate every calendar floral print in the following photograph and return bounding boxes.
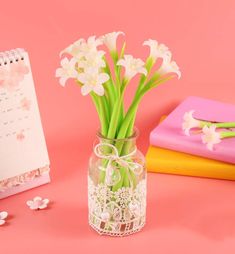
[0,60,29,92]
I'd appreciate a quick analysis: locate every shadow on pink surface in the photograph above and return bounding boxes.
[147,174,235,240]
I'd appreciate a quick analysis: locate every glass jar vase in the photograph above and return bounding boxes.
[88,129,146,236]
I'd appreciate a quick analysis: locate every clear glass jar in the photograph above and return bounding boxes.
[88,129,146,236]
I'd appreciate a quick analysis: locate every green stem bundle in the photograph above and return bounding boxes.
[89,53,175,190]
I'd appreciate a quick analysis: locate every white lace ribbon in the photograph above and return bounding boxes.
[94,143,143,187]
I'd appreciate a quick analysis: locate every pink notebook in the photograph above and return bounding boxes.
[150,96,235,164]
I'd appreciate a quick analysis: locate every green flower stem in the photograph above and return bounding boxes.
[115,92,144,158]
[118,76,175,156]
[103,80,116,112]
[91,94,109,185]
[97,95,108,136]
[90,93,101,123]
[101,94,110,123]
[111,51,121,96]
[135,57,155,95]
[118,103,125,131]
[112,167,126,191]
[103,60,118,112]
[220,131,235,138]
[107,78,129,140]
[117,89,148,140]
[200,121,235,129]
[107,94,123,139]
[117,42,126,79]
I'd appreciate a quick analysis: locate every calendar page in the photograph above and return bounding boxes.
[0,49,49,184]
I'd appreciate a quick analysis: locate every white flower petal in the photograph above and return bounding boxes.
[29,204,39,210]
[101,31,124,51]
[182,110,200,135]
[55,68,64,77]
[117,59,125,66]
[38,204,47,209]
[56,57,78,86]
[38,199,49,210]
[81,84,92,96]
[0,219,5,225]
[139,67,147,76]
[93,84,105,96]
[60,39,85,58]
[26,200,33,207]
[59,77,68,87]
[202,125,221,151]
[117,54,147,80]
[97,73,109,84]
[77,73,87,84]
[33,196,42,202]
[60,57,69,66]
[0,211,8,220]
[43,199,50,205]
[159,57,181,79]
[143,39,171,61]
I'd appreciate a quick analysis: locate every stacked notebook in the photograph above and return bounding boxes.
[146,96,235,180]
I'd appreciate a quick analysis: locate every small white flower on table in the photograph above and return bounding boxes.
[0,211,8,226]
[27,196,49,210]
[202,125,221,151]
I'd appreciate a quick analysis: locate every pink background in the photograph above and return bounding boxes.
[1,0,235,253]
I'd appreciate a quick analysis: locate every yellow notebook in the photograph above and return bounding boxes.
[146,146,235,180]
[146,116,235,180]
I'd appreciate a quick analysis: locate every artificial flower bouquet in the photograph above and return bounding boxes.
[56,31,180,236]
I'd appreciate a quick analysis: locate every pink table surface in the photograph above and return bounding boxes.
[1,141,235,254]
[1,0,235,253]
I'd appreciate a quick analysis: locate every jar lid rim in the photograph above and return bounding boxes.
[96,127,139,142]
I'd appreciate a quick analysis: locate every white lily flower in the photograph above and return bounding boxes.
[60,39,85,58]
[79,36,103,57]
[55,57,78,86]
[101,31,124,51]
[117,55,147,80]
[143,39,171,61]
[77,68,109,96]
[60,36,102,60]
[78,50,106,70]
[158,54,181,79]
[202,125,221,151]
[182,110,201,136]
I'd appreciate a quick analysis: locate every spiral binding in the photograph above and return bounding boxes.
[0,48,25,66]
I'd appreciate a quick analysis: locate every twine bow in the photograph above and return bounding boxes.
[94,143,143,187]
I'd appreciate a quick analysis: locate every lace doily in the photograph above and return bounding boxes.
[88,176,146,236]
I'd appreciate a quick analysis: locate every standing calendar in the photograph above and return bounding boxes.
[0,49,50,199]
